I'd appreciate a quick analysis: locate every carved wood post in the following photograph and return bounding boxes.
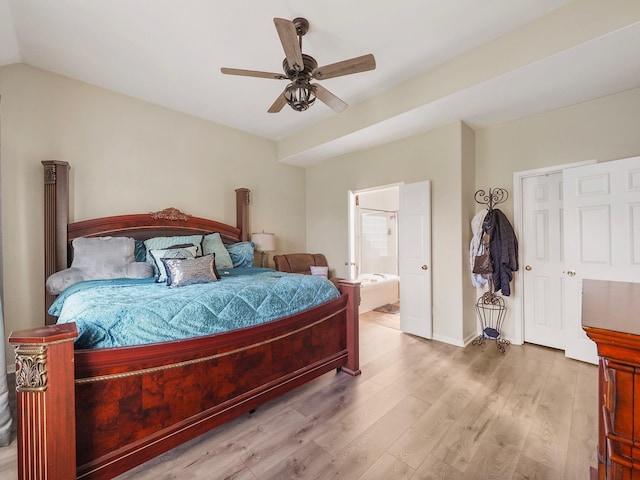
[235,188,250,241]
[336,279,361,376]
[42,161,70,325]
[9,324,78,480]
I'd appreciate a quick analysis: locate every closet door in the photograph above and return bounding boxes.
[522,172,565,349]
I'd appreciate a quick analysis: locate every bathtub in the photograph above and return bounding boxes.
[358,273,400,313]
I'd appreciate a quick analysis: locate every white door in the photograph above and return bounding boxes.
[399,181,432,338]
[522,173,565,349]
[563,156,640,364]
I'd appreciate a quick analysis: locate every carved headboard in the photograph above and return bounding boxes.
[42,160,251,324]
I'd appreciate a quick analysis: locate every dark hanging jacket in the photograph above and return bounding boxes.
[483,209,518,296]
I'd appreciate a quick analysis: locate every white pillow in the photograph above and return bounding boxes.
[310,266,329,278]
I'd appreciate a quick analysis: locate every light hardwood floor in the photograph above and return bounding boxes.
[0,309,598,479]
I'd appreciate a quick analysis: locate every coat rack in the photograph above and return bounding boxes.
[474,187,508,210]
[472,186,510,352]
[472,292,510,352]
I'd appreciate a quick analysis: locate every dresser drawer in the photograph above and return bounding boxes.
[603,403,634,477]
[603,360,635,440]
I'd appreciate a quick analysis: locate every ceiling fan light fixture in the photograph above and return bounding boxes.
[284,81,316,112]
[221,17,376,114]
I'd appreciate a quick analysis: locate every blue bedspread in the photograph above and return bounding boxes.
[50,269,340,349]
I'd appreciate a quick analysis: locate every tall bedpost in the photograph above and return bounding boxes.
[9,323,78,480]
[42,160,70,325]
[235,188,250,241]
[336,279,361,376]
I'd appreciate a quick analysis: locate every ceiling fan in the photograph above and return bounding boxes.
[220,17,376,113]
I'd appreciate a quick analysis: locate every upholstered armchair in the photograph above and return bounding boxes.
[273,253,329,277]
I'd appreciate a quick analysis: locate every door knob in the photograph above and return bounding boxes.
[421,265,428,270]
[525,265,532,271]
[567,270,576,277]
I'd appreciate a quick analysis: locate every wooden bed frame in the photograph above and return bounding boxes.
[8,161,360,480]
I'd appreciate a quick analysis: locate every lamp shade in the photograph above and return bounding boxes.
[251,232,276,252]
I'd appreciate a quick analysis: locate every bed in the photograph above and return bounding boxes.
[9,160,360,480]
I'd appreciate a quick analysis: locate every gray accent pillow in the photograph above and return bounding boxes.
[149,246,198,283]
[162,254,218,288]
[46,267,85,295]
[126,262,155,278]
[71,237,135,278]
[46,237,155,295]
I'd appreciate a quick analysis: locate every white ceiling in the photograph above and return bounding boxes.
[1,0,639,166]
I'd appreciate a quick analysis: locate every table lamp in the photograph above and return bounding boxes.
[251,231,276,268]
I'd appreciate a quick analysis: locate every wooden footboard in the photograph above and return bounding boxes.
[9,280,359,480]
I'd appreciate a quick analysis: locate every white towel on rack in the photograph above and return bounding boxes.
[470,209,489,288]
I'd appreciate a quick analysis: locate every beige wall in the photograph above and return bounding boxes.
[305,121,475,345]
[476,87,640,219]
[460,122,477,342]
[0,64,307,365]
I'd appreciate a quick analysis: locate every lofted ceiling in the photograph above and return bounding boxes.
[1,0,639,166]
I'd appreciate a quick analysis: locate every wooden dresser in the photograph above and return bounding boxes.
[583,280,640,480]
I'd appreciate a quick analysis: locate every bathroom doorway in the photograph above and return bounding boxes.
[349,184,401,318]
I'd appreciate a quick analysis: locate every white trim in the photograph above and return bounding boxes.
[512,159,597,345]
[352,182,403,195]
[436,331,512,348]
[433,333,467,348]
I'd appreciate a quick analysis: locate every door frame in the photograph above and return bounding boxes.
[512,159,596,345]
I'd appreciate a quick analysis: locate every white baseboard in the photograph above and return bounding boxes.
[432,333,466,348]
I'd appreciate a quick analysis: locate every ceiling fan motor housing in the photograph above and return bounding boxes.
[282,53,317,112]
[292,17,310,37]
[282,54,317,80]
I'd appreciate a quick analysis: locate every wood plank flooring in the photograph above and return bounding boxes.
[0,309,598,479]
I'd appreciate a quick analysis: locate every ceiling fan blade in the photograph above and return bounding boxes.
[274,18,304,72]
[314,84,348,113]
[268,93,288,113]
[312,53,376,80]
[220,68,286,80]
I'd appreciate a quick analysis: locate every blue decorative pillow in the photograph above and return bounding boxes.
[226,241,255,268]
[134,240,147,262]
[143,234,203,263]
[202,233,234,269]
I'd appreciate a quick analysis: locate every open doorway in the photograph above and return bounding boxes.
[349,185,401,321]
